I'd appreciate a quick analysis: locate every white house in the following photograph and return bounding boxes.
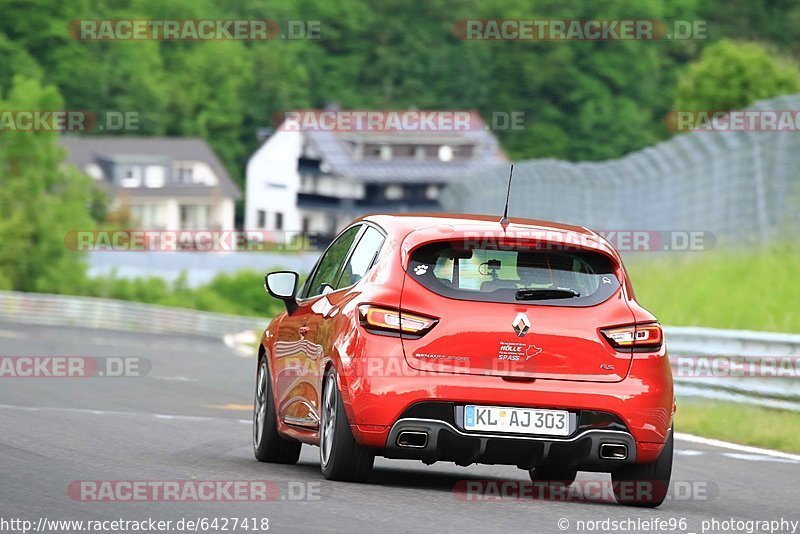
[62,136,240,230]
[245,112,508,242]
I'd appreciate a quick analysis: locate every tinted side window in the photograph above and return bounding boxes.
[304,226,361,297]
[336,227,385,289]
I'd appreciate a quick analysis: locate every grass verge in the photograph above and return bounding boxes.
[628,244,800,333]
[675,398,800,453]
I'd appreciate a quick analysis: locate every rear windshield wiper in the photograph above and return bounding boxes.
[515,288,580,300]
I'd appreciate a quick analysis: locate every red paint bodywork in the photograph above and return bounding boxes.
[260,214,674,463]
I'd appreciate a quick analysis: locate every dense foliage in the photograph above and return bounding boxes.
[674,39,800,111]
[0,76,95,291]
[2,0,799,181]
[72,270,286,318]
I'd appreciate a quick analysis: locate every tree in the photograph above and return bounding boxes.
[674,39,800,112]
[0,33,43,95]
[473,0,699,160]
[0,76,94,292]
[163,40,253,182]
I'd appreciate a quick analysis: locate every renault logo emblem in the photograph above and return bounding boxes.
[512,312,531,337]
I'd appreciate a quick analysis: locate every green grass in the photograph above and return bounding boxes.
[61,270,288,318]
[628,244,800,333]
[631,246,800,451]
[676,399,800,453]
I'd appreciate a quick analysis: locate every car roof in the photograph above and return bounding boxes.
[358,212,597,238]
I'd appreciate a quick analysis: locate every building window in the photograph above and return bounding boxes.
[385,184,403,200]
[180,204,211,230]
[120,166,142,187]
[257,210,267,229]
[174,162,195,184]
[453,144,475,160]
[327,215,338,237]
[274,212,284,231]
[391,144,415,158]
[299,173,313,192]
[131,204,164,228]
[144,165,165,188]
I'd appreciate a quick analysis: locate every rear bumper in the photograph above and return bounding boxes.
[338,348,673,464]
[385,417,637,471]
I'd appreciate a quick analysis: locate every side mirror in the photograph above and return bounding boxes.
[264,271,299,314]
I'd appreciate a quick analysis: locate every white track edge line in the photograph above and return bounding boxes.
[675,432,800,462]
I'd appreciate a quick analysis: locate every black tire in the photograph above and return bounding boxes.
[253,357,301,464]
[612,428,673,507]
[319,367,374,482]
[528,466,577,487]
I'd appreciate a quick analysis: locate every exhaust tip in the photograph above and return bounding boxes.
[397,431,428,449]
[599,443,628,460]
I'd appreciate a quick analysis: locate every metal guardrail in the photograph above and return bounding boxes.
[666,326,800,412]
[0,290,264,339]
[0,291,796,410]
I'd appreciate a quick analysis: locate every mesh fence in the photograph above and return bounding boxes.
[442,94,800,247]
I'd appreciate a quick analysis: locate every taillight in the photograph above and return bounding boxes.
[601,323,663,351]
[358,305,438,337]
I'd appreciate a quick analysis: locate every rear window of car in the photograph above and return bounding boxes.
[407,242,620,306]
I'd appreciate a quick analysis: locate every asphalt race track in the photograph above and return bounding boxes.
[1,321,797,533]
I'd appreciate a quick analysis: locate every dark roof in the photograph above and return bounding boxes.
[297,195,441,214]
[60,136,241,199]
[295,116,508,184]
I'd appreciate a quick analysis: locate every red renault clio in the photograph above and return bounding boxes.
[254,213,674,507]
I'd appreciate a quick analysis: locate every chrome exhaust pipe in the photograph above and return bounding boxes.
[397,431,428,449]
[599,443,628,460]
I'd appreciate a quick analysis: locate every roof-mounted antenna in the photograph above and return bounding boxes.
[499,164,514,228]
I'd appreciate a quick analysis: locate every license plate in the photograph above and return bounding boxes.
[464,405,570,436]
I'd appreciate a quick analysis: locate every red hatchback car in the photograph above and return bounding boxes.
[254,214,674,507]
